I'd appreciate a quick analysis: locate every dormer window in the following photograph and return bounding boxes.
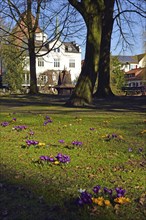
[65,45,72,52]
[68,46,72,52]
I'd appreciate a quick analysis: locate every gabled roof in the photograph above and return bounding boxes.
[137,53,146,62]
[125,67,146,81]
[125,68,143,75]
[115,53,145,64]
[117,56,138,64]
[63,42,81,53]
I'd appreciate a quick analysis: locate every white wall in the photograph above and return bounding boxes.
[35,40,81,81]
[139,55,146,68]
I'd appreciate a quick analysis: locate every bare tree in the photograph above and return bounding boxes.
[94,0,115,98]
[0,0,72,94]
[66,0,145,105]
[66,0,104,106]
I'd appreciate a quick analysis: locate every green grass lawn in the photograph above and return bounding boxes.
[0,95,146,220]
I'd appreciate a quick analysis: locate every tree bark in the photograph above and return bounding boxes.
[94,0,115,98]
[66,13,102,106]
[27,0,38,94]
[28,37,38,94]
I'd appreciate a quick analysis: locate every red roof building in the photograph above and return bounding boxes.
[124,67,146,87]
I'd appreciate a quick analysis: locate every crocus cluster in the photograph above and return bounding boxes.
[1,121,9,127]
[72,141,83,146]
[13,125,27,131]
[56,153,70,163]
[39,153,70,164]
[114,197,130,204]
[76,185,130,207]
[43,116,53,126]
[103,133,124,141]
[26,139,39,146]
[92,197,112,207]
[76,191,92,205]
[128,147,143,153]
[115,187,126,197]
[103,187,113,196]
[93,185,101,194]
[40,156,55,162]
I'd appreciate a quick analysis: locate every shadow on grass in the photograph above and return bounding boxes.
[1,170,114,220]
[0,94,146,114]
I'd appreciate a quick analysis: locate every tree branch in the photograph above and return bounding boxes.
[68,0,83,14]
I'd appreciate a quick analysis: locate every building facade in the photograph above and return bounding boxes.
[116,54,146,72]
[23,31,81,86]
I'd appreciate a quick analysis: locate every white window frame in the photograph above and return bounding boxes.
[54,58,60,68]
[38,58,44,67]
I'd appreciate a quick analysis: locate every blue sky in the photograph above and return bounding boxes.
[78,25,145,59]
[71,2,146,59]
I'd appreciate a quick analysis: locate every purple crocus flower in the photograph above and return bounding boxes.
[56,153,70,163]
[103,187,113,195]
[93,185,100,194]
[59,140,65,143]
[62,154,70,163]
[12,118,17,121]
[138,148,143,153]
[128,148,133,152]
[1,122,9,127]
[115,187,126,197]
[48,157,55,162]
[43,119,53,126]
[76,198,84,206]
[40,156,54,162]
[112,133,117,138]
[72,141,83,146]
[29,130,34,136]
[45,116,50,119]
[40,156,46,161]
[80,191,92,204]
[26,140,39,146]
[90,128,95,130]
[14,125,27,131]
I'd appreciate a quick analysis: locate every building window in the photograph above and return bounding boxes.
[68,46,72,52]
[54,48,60,52]
[54,58,60,68]
[69,59,75,68]
[65,46,72,52]
[38,58,44,67]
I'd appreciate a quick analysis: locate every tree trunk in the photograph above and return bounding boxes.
[28,37,38,94]
[66,16,102,106]
[94,0,115,98]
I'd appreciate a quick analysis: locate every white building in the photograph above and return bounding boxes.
[115,54,146,89]
[24,32,81,85]
[116,54,146,72]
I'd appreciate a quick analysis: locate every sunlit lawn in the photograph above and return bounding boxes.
[0,94,146,220]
